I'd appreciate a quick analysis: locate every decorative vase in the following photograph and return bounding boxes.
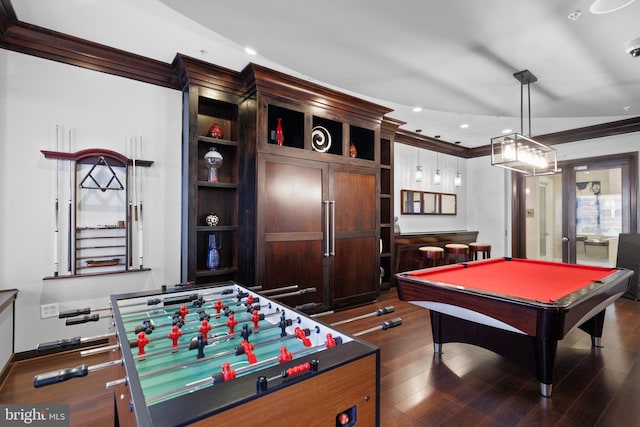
[208,124,224,139]
[276,118,284,146]
[206,233,220,270]
[349,143,357,158]
[394,217,401,235]
[204,147,223,183]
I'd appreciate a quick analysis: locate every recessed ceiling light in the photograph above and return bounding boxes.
[502,128,513,134]
[245,47,257,55]
[413,106,423,113]
[568,10,582,21]
[590,0,636,14]
[624,105,632,111]
[460,123,469,129]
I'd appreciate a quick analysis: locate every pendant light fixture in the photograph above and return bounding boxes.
[415,148,423,182]
[433,152,441,185]
[490,70,557,176]
[454,158,462,187]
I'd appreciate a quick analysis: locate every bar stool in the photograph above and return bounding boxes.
[418,246,445,268]
[469,242,491,260]
[444,243,469,264]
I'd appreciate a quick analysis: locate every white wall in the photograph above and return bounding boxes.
[0,50,182,352]
[394,143,467,233]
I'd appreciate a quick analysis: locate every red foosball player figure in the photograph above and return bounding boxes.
[137,331,150,356]
[279,346,293,363]
[214,299,224,315]
[226,313,238,335]
[325,333,337,349]
[178,304,189,320]
[295,327,312,347]
[168,325,183,348]
[246,294,254,305]
[199,319,212,341]
[251,310,261,330]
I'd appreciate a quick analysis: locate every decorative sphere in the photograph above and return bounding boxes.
[208,124,224,139]
[204,147,223,169]
[205,214,219,226]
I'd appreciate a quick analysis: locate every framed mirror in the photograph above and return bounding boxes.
[401,189,457,215]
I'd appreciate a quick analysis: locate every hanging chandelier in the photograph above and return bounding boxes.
[490,70,557,176]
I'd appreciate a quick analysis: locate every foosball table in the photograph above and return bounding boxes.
[36,282,382,426]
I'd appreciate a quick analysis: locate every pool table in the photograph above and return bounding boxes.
[395,257,634,397]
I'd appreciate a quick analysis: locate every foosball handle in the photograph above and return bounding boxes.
[58,308,91,318]
[37,337,82,352]
[65,314,100,325]
[33,365,88,387]
[381,318,403,329]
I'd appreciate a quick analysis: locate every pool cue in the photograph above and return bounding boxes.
[37,332,116,352]
[352,317,403,337]
[53,125,60,277]
[137,136,144,269]
[330,306,395,327]
[131,137,138,269]
[67,129,73,274]
[128,136,134,268]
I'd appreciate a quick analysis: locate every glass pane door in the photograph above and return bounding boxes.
[525,159,629,267]
[575,167,623,266]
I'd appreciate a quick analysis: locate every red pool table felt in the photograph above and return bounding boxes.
[406,258,617,303]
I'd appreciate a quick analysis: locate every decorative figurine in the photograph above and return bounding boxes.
[275,118,284,146]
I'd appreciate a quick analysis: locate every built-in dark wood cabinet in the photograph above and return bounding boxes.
[175,55,246,285]
[176,57,395,310]
[242,64,393,311]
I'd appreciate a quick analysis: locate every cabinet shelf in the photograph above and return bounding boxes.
[196,267,238,277]
[197,136,238,147]
[196,225,237,232]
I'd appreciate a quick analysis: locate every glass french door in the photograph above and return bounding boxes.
[525,156,633,266]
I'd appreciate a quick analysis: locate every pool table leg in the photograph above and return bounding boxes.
[577,309,606,348]
[536,337,559,398]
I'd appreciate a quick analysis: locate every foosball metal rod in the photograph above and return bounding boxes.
[33,359,123,388]
[137,322,311,380]
[118,289,250,318]
[37,332,116,352]
[330,306,395,326]
[268,287,316,299]
[121,298,271,322]
[145,341,331,405]
[254,285,300,295]
[58,306,112,319]
[133,316,290,360]
[351,318,403,337]
[80,344,120,357]
[129,307,282,345]
[116,282,225,308]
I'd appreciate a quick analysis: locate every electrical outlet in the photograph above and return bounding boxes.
[40,303,59,319]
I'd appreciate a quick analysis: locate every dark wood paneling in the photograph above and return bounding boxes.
[1,17,178,89]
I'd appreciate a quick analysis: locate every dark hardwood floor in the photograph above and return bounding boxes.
[2,289,640,426]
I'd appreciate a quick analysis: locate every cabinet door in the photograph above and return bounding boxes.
[258,155,328,308]
[330,166,379,307]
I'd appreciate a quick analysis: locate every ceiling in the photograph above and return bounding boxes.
[10,0,640,148]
